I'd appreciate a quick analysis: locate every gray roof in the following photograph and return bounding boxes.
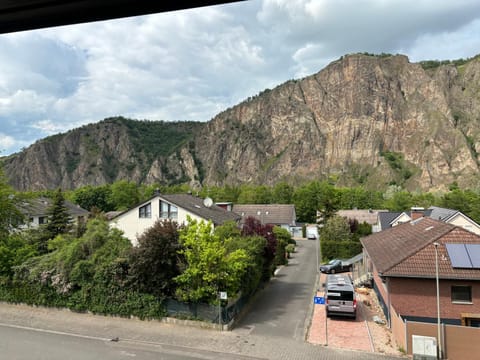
[378,211,404,230]
[427,206,459,222]
[160,194,240,225]
[18,197,89,218]
[232,204,296,226]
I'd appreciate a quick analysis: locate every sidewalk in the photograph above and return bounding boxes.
[307,273,402,356]
[0,301,402,360]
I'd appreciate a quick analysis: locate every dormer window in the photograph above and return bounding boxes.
[160,201,178,220]
[139,203,152,218]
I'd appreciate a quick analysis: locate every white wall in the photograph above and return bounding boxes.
[110,196,207,246]
[448,214,480,235]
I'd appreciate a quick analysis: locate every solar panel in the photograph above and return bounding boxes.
[445,243,473,268]
[466,244,480,268]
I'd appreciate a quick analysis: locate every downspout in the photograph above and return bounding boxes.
[386,277,391,329]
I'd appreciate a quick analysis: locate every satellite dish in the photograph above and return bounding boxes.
[203,197,213,208]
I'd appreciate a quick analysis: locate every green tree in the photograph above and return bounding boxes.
[108,180,140,210]
[383,188,414,211]
[293,181,339,223]
[273,226,291,266]
[39,189,72,253]
[321,215,362,260]
[272,181,294,204]
[321,215,351,242]
[0,233,37,278]
[174,218,249,304]
[128,220,181,297]
[71,184,114,212]
[0,166,23,237]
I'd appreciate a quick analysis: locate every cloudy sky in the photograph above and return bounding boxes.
[1,0,480,155]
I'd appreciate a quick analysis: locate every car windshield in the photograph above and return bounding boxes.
[328,259,337,265]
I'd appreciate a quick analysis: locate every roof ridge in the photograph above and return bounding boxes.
[383,221,455,273]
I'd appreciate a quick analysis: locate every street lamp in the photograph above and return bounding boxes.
[433,242,442,359]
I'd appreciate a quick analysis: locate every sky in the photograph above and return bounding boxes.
[1,0,480,155]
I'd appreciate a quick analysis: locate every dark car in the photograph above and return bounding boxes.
[319,259,352,274]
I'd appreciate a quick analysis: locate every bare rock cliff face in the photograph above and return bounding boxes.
[3,54,480,191]
[194,54,480,191]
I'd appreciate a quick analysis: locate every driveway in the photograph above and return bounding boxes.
[233,239,318,340]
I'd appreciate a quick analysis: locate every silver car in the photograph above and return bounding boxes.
[325,274,357,318]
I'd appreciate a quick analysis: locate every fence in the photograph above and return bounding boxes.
[405,320,480,359]
[164,293,250,327]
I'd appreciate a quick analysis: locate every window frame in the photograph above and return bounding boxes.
[451,285,472,304]
[138,203,152,218]
[160,201,178,220]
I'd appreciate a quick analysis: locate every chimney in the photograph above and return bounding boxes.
[411,206,425,220]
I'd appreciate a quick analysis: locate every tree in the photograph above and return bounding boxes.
[40,189,72,252]
[293,181,340,223]
[70,184,114,212]
[174,218,249,304]
[321,215,361,260]
[0,165,23,237]
[321,215,351,242]
[128,220,181,297]
[242,216,277,280]
[272,181,294,204]
[108,180,140,210]
[273,226,291,266]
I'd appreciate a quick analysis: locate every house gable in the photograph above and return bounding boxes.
[110,193,240,245]
[232,204,296,227]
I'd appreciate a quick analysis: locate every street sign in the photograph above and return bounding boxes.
[219,291,228,300]
[314,296,325,305]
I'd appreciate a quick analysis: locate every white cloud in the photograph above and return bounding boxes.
[1,0,480,155]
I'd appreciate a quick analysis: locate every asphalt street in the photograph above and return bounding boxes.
[234,239,318,340]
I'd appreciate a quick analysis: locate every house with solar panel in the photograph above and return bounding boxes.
[373,206,480,235]
[361,217,480,358]
[109,193,241,246]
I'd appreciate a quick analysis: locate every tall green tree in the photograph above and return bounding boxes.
[0,165,23,237]
[70,184,114,212]
[108,180,140,210]
[174,218,249,304]
[40,189,73,252]
[272,181,294,204]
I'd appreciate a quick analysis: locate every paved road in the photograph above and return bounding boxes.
[234,239,318,340]
[0,322,262,360]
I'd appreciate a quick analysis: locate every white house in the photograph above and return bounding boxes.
[374,206,480,235]
[17,197,89,228]
[109,193,241,245]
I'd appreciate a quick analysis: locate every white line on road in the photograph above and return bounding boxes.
[0,322,112,342]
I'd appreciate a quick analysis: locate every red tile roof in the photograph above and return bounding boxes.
[361,217,480,280]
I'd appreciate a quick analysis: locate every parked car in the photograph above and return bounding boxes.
[325,274,357,318]
[319,259,352,274]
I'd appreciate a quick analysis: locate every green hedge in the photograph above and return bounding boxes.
[321,240,362,261]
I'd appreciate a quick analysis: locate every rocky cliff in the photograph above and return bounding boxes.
[3,54,480,191]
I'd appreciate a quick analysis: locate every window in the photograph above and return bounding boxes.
[451,285,472,303]
[160,201,178,220]
[139,203,151,218]
[38,216,47,224]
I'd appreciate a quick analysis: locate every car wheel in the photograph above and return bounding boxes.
[331,269,336,274]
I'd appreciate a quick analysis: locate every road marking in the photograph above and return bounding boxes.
[0,322,111,342]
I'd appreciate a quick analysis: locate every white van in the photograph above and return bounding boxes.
[325,274,357,319]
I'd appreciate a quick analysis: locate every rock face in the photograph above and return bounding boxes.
[3,54,480,191]
[195,54,480,191]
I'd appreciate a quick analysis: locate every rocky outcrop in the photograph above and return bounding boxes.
[3,54,480,191]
